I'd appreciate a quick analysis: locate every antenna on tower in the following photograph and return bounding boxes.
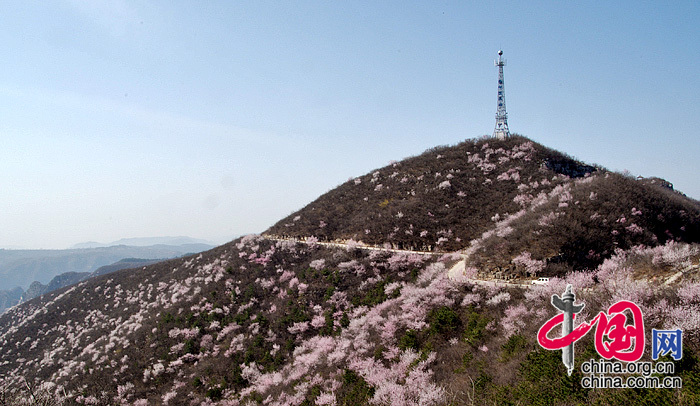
[493,49,510,139]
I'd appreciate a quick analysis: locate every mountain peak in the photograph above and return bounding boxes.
[267,135,700,274]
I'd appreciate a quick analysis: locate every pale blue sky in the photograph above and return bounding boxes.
[1,1,698,249]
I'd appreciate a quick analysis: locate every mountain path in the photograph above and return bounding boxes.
[262,234,533,289]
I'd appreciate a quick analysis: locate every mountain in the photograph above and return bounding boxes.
[267,135,700,273]
[0,256,208,315]
[0,288,23,317]
[0,243,216,292]
[23,274,89,302]
[17,258,165,304]
[71,236,216,249]
[0,244,215,314]
[90,258,164,278]
[1,136,699,405]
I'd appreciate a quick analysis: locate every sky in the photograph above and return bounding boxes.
[1,1,698,249]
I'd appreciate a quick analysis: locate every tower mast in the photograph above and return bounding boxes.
[493,50,510,139]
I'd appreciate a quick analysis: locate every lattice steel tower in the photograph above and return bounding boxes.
[493,50,510,139]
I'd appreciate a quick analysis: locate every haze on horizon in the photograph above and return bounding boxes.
[1,1,698,250]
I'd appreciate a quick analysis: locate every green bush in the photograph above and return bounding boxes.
[206,387,223,400]
[336,369,375,406]
[463,306,489,346]
[352,280,388,307]
[514,349,587,405]
[428,306,461,337]
[398,329,420,351]
[340,312,350,328]
[184,338,199,355]
[500,334,527,362]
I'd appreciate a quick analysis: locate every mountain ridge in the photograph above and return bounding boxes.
[18,258,165,306]
[268,135,700,274]
[70,236,217,249]
[0,243,216,292]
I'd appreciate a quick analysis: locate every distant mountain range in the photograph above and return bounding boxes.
[70,236,216,249]
[0,239,216,294]
[0,288,22,316]
[21,258,163,302]
[0,240,217,314]
[0,257,172,315]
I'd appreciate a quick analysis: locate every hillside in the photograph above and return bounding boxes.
[267,135,700,275]
[1,136,700,405]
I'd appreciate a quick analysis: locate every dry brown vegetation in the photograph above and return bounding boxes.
[268,136,700,277]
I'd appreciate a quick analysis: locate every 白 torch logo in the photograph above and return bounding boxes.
[541,284,586,375]
[537,284,683,377]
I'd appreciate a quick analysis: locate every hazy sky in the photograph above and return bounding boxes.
[1,1,698,249]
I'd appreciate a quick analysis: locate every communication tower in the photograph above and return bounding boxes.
[493,50,510,139]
